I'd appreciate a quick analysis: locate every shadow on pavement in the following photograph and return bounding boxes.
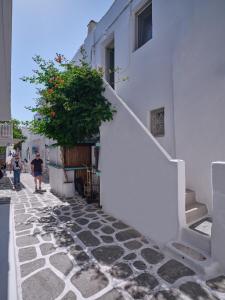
[0,176,14,190]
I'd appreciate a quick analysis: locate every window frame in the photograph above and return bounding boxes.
[135,0,152,50]
[104,37,115,89]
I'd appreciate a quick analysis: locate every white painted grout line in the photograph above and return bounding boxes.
[3,173,222,300]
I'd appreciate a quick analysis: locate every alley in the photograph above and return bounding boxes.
[0,173,225,300]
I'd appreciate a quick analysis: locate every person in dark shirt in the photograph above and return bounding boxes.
[31,153,43,191]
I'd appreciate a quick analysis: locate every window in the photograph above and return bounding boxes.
[136,1,152,49]
[150,107,165,137]
[105,40,115,88]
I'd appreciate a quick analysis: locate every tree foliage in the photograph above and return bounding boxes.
[12,119,26,150]
[12,119,25,139]
[22,54,115,146]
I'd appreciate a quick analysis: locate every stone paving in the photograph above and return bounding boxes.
[1,174,225,299]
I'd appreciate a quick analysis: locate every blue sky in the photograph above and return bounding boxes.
[12,0,114,121]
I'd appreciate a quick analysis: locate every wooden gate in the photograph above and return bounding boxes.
[64,145,91,167]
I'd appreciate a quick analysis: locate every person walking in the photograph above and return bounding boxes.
[31,153,43,192]
[10,154,22,189]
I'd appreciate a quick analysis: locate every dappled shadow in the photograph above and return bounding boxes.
[0,176,26,191]
[13,193,218,300]
[152,289,184,300]
[0,176,14,190]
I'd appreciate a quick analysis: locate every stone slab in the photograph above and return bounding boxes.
[206,275,225,293]
[16,235,39,247]
[101,225,115,234]
[77,231,100,247]
[180,281,217,300]
[40,243,56,255]
[18,247,37,262]
[141,248,164,264]
[71,266,108,298]
[124,240,142,250]
[92,245,124,265]
[158,260,195,284]
[61,291,77,300]
[22,268,65,300]
[110,262,133,279]
[96,289,125,300]
[115,229,141,241]
[49,253,73,276]
[21,258,45,277]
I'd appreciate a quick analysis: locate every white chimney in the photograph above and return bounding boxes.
[87,20,97,34]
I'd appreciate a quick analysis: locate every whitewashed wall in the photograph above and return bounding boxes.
[0,0,12,121]
[74,0,225,213]
[211,162,225,271]
[48,146,75,198]
[173,0,225,212]
[100,83,186,244]
[21,128,53,171]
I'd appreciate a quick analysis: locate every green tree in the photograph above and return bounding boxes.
[12,119,26,150]
[12,119,25,139]
[22,53,115,146]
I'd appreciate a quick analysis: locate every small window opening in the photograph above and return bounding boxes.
[105,40,115,88]
[151,107,165,137]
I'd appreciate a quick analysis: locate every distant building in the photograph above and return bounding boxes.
[21,127,53,179]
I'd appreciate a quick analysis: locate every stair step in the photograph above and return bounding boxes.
[185,201,208,224]
[171,242,207,261]
[165,241,221,277]
[185,189,196,207]
[181,226,211,255]
[189,217,212,237]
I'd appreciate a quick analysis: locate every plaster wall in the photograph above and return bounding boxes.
[100,83,186,245]
[0,0,12,121]
[173,0,225,212]
[48,147,75,198]
[74,0,225,212]
[21,128,53,170]
[211,162,225,271]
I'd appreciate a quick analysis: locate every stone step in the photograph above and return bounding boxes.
[185,201,208,224]
[165,241,221,278]
[181,226,211,255]
[185,189,196,207]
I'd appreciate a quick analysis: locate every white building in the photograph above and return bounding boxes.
[0,0,12,146]
[73,0,225,272]
[21,127,53,177]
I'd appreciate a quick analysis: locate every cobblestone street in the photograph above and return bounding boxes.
[0,174,225,299]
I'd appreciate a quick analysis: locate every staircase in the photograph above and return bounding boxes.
[165,189,222,277]
[185,189,208,224]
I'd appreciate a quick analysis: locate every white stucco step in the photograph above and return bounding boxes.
[181,227,211,255]
[189,217,212,237]
[165,241,221,278]
[185,189,196,207]
[185,201,208,224]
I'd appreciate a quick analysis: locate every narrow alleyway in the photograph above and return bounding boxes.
[0,174,225,300]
